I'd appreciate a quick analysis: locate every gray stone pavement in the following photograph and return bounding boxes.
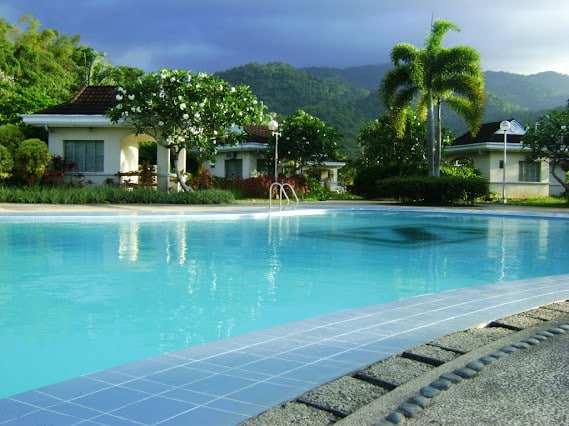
[399,330,569,426]
[243,303,569,426]
[340,313,569,426]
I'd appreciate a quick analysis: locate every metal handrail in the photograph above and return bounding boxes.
[269,182,299,212]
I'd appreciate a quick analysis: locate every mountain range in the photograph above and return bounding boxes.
[215,62,569,156]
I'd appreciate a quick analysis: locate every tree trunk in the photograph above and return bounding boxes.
[550,159,569,199]
[171,147,194,193]
[434,98,442,177]
[426,90,436,176]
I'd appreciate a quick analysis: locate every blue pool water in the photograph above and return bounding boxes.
[1,207,568,398]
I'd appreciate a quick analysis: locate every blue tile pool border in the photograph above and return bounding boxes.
[2,274,569,425]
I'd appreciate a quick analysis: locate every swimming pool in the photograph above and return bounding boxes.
[1,206,568,399]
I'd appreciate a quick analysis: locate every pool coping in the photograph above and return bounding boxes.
[1,203,569,425]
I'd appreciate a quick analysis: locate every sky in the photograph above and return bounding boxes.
[2,0,569,76]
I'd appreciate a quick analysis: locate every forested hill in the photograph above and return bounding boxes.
[216,62,569,155]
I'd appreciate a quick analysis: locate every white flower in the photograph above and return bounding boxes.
[183,113,189,120]
[194,112,200,119]
[230,87,236,93]
[128,94,135,100]
[116,94,123,101]
[116,104,122,109]
[158,121,164,126]
[179,103,187,110]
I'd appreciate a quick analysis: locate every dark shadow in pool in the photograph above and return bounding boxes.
[299,225,487,248]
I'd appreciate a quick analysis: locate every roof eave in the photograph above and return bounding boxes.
[21,114,128,128]
[216,143,268,152]
[446,142,527,154]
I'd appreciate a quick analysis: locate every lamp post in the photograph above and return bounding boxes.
[268,119,281,181]
[500,120,511,204]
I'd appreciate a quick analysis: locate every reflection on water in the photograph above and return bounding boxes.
[0,211,567,399]
[118,222,139,262]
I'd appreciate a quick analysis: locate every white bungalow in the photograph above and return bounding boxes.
[445,119,563,199]
[22,86,345,192]
[205,126,346,191]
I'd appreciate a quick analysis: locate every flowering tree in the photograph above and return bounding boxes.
[106,69,264,192]
[523,105,569,198]
[278,109,342,173]
[357,110,427,176]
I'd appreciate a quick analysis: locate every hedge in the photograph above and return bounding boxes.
[376,176,488,205]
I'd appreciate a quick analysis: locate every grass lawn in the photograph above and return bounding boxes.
[488,196,568,208]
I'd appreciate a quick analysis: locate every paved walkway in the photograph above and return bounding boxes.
[401,329,569,426]
[339,306,569,426]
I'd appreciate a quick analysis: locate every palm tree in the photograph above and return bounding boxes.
[380,19,486,176]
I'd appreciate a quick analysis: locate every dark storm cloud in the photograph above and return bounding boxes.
[2,0,568,75]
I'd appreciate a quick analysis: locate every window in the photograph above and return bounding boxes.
[256,158,268,174]
[225,159,242,179]
[518,161,540,182]
[64,140,104,172]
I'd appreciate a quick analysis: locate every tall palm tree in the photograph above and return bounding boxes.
[380,19,486,176]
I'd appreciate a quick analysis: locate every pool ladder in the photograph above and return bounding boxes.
[269,182,299,212]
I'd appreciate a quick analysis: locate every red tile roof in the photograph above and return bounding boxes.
[36,86,272,142]
[38,86,117,115]
[243,124,271,143]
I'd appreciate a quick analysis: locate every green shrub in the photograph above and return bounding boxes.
[352,165,386,198]
[352,164,424,199]
[376,176,488,205]
[440,164,482,178]
[14,139,52,185]
[139,141,157,164]
[0,123,25,158]
[306,177,330,201]
[186,189,235,204]
[0,145,13,179]
[0,186,236,205]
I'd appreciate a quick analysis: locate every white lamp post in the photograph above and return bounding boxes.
[500,120,511,204]
[268,119,281,181]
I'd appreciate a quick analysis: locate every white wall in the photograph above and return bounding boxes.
[47,126,147,186]
[206,151,264,179]
[447,149,550,199]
